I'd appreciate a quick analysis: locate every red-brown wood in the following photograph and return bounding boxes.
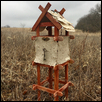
[59,8,66,15]
[61,60,69,66]
[53,36,63,41]
[54,27,59,41]
[52,78,66,84]
[33,62,53,68]
[61,59,74,66]
[54,9,58,12]
[31,2,75,101]
[33,84,63,96]
[59,82,69,92]
[58,81,74,92]
[69,59,74,64]
[32,60,73,68]
[53,8,65,18]
[65,31,69,36]
[32,63,74,101]
[33,84,37,90]
[65,64,68,99]
[31,35,73,41]
[31,36,37,40]
[49,67,53,96]
[54,9,63,17]
[45,13,62,30]
[65,64,68,83]
[54,66,59,101]
[69,35,75,39]
[58,80,66,84]
[39,22,54,27]
[57,64,63,70]
[33,80,74,92]
[40,77,49,85]
[53,64,63,70]
[54,8,65,16]
[36,26,40,36]
[37,65,41,101]
[32,2,51,31]
[54,26,59,36]
[39,5,62,30]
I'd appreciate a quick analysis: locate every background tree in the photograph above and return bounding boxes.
[75,3,101,32]
[4,25,10,28]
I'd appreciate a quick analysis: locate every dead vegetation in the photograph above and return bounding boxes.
[1,28,101,101]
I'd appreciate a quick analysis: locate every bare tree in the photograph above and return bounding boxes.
[75,3,101,33]
[20,23,26,28]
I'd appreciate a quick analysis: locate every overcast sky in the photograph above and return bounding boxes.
[1,1,101,28]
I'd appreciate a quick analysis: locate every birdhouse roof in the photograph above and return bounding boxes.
[32,2,75,32]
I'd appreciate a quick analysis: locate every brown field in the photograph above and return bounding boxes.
[1,27,101,101]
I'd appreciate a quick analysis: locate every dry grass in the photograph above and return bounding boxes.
[1,27,101,101]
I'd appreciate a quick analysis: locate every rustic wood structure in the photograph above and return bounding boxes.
[31,2,75,101]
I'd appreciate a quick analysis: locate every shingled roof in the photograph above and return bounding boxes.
[32,2,75,32]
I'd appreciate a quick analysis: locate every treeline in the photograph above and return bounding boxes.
[75,3,101,33]
[2,25,10,28]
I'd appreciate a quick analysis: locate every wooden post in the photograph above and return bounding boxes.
[49,67,53,96]
[37,65,41,101]
[54,66,59,101]
[36,26,40,36]
[54,26,59,41]
[54,26,59,36]
[65,30,69,36]
[65,64,68,99]
[32,2,51,31]
[48,27,53,96]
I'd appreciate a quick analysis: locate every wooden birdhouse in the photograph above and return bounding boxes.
[31,2,75,101]
[31,2,75,67]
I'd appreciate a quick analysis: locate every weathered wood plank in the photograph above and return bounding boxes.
[39,5,62,30]
[59,8,66,15]
[39,22,54,27]
[32,2,51,31]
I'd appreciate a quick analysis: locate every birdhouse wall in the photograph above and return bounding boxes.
[34,36,70,66]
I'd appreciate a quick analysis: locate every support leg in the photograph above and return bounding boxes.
[49,67,53,96]
[37,65,41,101]
[65,64,68,99]
[54,66,59,101]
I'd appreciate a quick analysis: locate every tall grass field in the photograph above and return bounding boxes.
[1,27,101,101]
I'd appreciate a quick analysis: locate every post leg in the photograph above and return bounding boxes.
[49,67,53,96]
[54,66,59,101]
[65,64,68,100]
[37,65,41,101]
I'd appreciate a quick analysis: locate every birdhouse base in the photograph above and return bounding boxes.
[32,60,74,101]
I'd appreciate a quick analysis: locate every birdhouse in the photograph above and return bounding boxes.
[31,2,75,67]
[31,2,75,101]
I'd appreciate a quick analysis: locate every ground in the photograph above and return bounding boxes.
[1,27,101,101]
